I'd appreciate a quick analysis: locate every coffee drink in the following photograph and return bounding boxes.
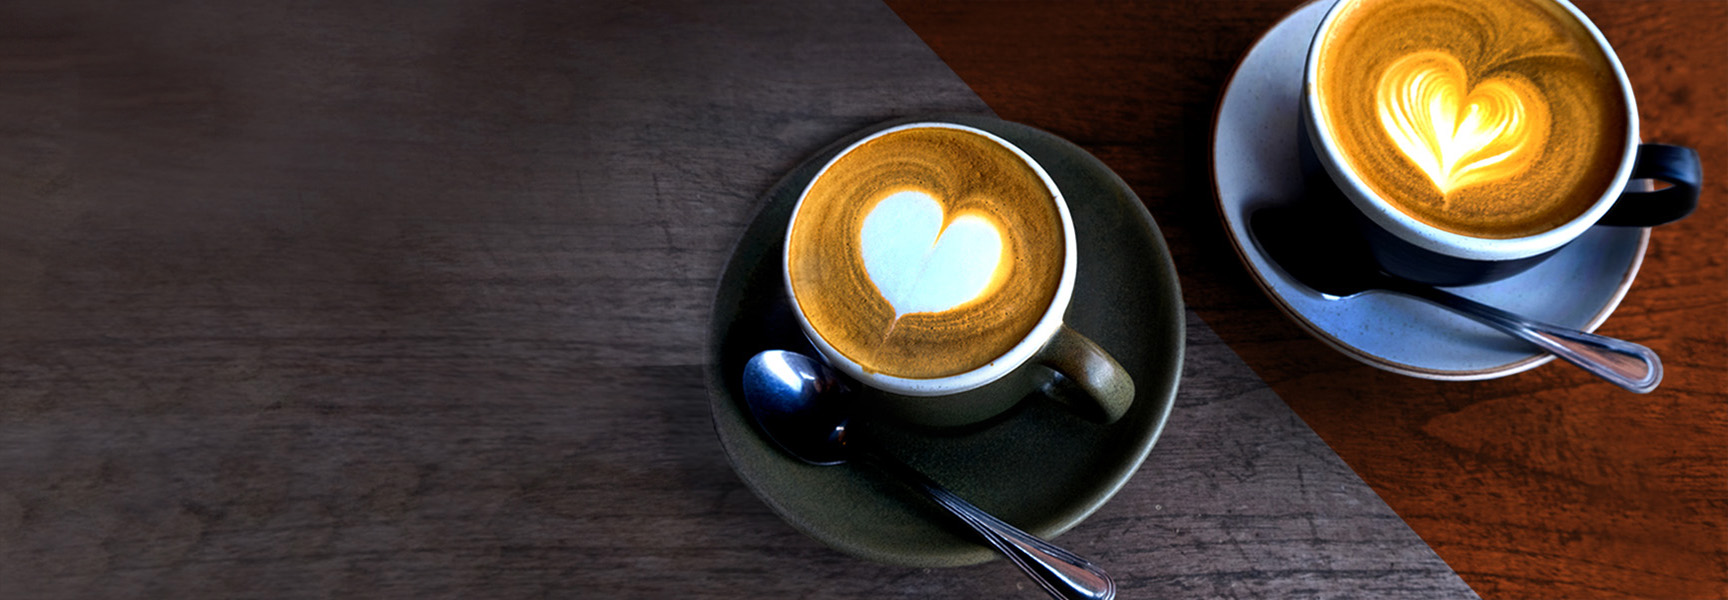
[786,125,1066,379]
[1312,0,1629,239]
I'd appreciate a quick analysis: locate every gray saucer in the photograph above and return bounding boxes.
[706,115,1184,567]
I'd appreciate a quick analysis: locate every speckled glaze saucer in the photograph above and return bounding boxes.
[706,115,1183,567]
[1212,0,1648,380]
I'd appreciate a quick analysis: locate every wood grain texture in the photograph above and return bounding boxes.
[0,0,1480,597]
[887,0,1728,597]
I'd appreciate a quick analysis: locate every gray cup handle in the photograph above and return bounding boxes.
[1035,324,1135,424]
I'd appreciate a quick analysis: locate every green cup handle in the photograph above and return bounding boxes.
[1035,324,1135,424]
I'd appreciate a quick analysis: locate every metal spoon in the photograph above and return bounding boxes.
[1249,204,1661,393]
[742,350,1115,600]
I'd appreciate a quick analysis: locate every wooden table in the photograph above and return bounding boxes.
[0,0,1717,598]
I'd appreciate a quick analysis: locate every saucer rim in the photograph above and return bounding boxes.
[1208,0,1649,380]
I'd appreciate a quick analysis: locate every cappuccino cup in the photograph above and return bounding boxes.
[1302,0,1702,286]
[781,122,1134,427]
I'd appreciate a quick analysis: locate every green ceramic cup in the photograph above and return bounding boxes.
[781,122,1134,428]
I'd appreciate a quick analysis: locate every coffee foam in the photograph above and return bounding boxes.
[1377,50,1550,195]
[1316,0,1628,239]
[859,190,1008,316]
[787,127,1065,379]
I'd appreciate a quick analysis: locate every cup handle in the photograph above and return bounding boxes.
[1034,324,1135,424]
[1597,143,1702,227]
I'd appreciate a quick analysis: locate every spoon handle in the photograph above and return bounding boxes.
[867,455,1115,600]
[1389,280,1662,393]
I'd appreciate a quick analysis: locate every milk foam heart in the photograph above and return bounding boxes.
[1377,51,1549,195]
[859,190,1004,317]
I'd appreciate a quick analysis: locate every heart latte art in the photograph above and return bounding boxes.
[787,126,1066,379]
[1376,51,1549,195]
[859,190,1006,317]
[1315,0,1629,239]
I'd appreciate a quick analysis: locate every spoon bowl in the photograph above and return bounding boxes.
[741,350,852,465]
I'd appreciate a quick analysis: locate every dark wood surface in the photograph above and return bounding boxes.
[888,0,1728,597]
[0,0,1482,598]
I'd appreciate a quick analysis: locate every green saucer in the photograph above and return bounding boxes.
[706,115,1184,567]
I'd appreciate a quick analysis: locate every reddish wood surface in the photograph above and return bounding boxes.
[887,1,1728,597]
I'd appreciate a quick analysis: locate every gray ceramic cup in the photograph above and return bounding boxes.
[781,122,1133,428]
